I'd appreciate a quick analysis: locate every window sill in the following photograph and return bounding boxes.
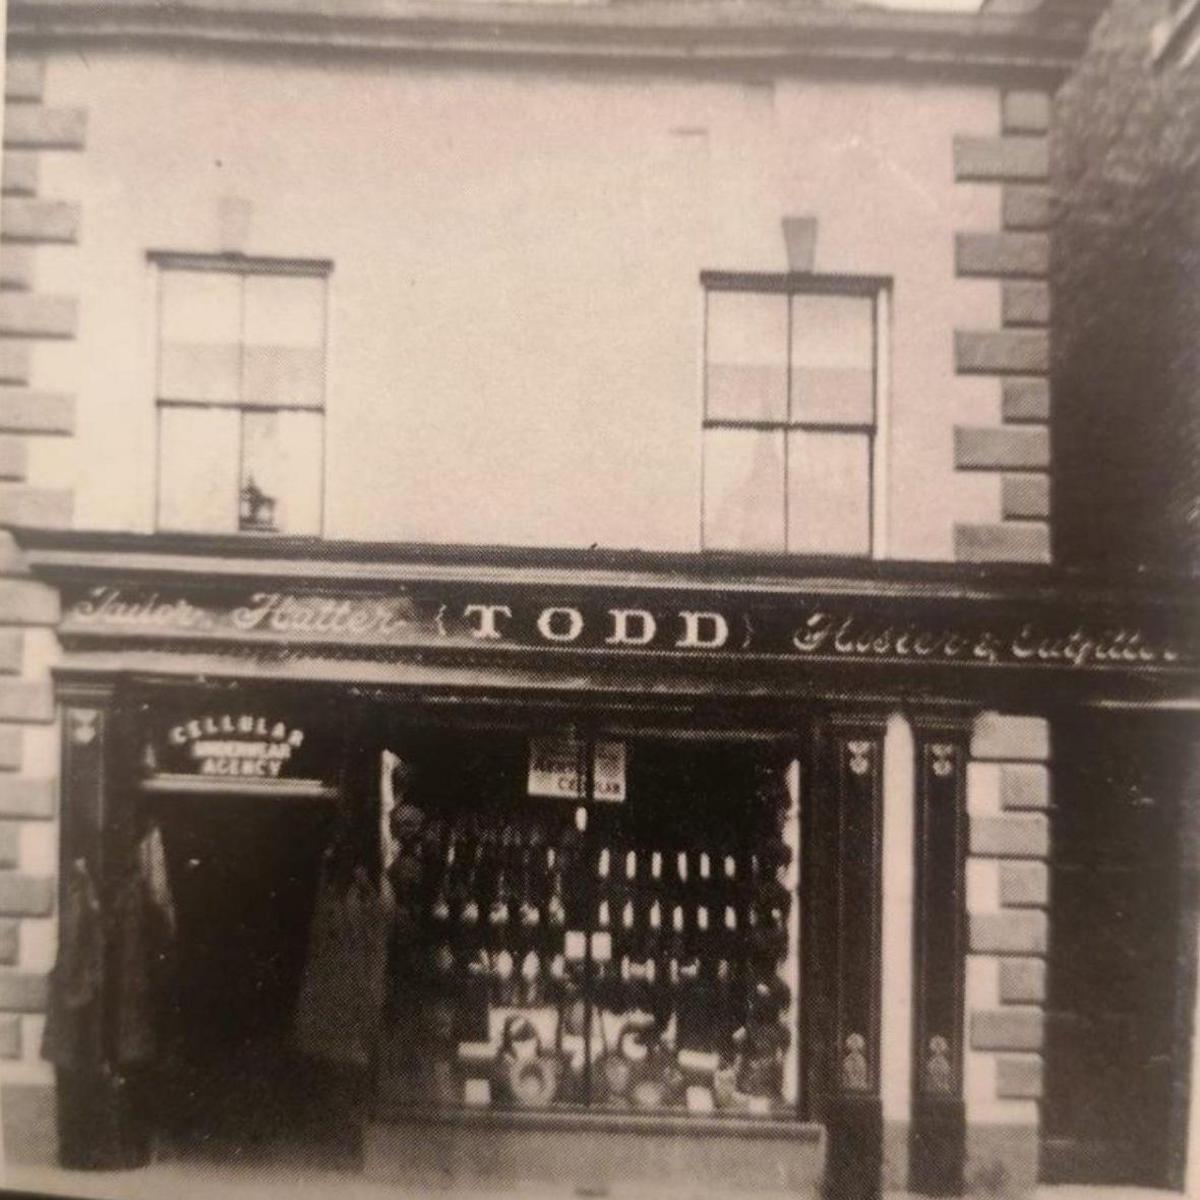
[372,1101,822,1142]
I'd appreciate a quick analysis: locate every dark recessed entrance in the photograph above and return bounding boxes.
[150,791,349,1162]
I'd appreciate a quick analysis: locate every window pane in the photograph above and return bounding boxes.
[158,406,239,532]
[703,428,785,552]
[790,295,874,426]
[241,410,322,535]
[786,430,871,556]
[705,291,788,423]
[242,274,326,409]
[159,270,241,402]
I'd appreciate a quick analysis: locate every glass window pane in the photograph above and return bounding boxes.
[790,295,874,426]
[241,410,323,535]
[705,291,788,423]
[243,274,325,347]
[159,270,241,402]
[158,406,239,532]
[786,430,871,556]
[703,428,785,552]
[242,275,326,409]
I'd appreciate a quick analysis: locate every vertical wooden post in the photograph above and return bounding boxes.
[818,713,886,1200]
[908,716,971,1195]
[54,679,151,1169]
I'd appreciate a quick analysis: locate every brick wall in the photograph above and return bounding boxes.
[1054,0,1200,574]
[953,92,1053,566]
[0,50,82,1130]
[962,712,1051,1194]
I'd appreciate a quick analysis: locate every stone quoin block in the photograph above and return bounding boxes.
[0,874,54,918]
[0,294,77,339]
[0,533,30,577]
[1000,763,1050,811]
[0,343,31,386]
[0,199,80,244]
[955,330,1049,376]
[969,814,1050,859]
[0,1014,20,1058]
[971,714,1050,762]
[0,921,18,967]
[1003,185,1052,231]
[0,971,48,1013]
[1002,378,1051,423]
[1,153,39,198]
[955,426,1050,471]
[0,825,19,868]
[2,106,87,151]
[996,1055,1044,1099]
[0,631,23,674]
[0,681,54,724]
[954,136,1049,182]
[0,487,73,530]
[970,1008,1044,1053]
[0,730,23,771]
[0,390,73,435]
[4,61,45,104]
[0,778,54,820]
[0,579,59,625]
[1002,92,1051,135]
[1002,281,1050,327]
[999,958,1046,1004]
[998,861,1050,908]
[0,440,26,482]
[955,523,1051,564]
[969,910,1048,955]
[1002,475,1050,520]
[0,246,36,291]
[956,233,1050,279]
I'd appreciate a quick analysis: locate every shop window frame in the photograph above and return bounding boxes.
[374,715,810,1124]
[148,251,332,538]
[699,271,891,560]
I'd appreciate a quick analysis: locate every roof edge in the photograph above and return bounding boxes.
[8,0,1100,81]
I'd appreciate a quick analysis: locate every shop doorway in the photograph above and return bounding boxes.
[149,791,344,1161]
[1041,713,1193,1188]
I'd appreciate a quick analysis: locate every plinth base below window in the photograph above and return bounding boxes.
[365,1108,825,1194]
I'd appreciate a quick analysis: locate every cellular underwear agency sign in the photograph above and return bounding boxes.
[141,710,334,782]
[59,583,1197,673]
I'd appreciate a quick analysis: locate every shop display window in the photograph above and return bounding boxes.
[378,731,801,1120]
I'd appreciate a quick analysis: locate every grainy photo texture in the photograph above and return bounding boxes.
[0,1,1195,1199]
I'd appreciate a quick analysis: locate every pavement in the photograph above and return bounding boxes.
[0,1161,1188,1200]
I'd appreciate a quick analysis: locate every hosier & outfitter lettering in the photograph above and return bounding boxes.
[790,612,1178,666]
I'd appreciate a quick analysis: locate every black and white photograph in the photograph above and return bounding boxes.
[0,0,1194,1197]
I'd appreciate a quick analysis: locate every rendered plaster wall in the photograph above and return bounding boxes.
[18,46,1011,560]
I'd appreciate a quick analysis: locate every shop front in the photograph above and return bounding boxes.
[15,532,1200,1197]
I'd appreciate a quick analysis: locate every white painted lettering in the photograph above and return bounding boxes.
[605,609,657,647]
[676,611,729,649]
[538,607,584,643]
[464,604,512,641]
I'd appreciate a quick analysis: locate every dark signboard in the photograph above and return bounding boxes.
[59,581,1199,676]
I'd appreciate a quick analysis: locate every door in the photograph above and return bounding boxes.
[1041,713,1192,1187]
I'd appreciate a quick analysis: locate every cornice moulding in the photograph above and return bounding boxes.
[8,0,1097,80]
